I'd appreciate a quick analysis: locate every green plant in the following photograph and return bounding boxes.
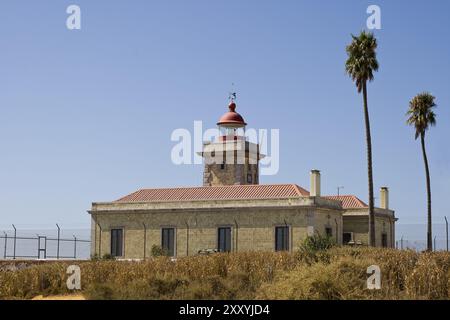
[151,245,168,257]
[300,233,336,252]
[296,234,336,264]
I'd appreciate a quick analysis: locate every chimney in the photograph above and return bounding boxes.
[380,187,389,209]
[310,170,321,197]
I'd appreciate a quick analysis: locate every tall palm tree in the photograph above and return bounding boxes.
[345,31,379,247]
[406,92,437,251]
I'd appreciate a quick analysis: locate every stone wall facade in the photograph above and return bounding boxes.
[90,197,343,259]
[202,141,260,186]
[342,208,396,248]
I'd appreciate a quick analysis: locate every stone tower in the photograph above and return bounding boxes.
[200,100,262,186]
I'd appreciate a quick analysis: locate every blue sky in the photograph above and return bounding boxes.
[0,1,449,237]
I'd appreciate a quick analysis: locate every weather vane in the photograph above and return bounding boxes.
[228,83,237,102]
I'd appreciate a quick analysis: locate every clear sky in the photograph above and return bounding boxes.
[0,1,449,235]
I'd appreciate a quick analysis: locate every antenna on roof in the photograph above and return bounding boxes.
[337,186,344,197]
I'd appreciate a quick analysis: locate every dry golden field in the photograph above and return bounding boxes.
[0,247,449,300]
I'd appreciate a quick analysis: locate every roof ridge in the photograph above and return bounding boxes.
[324,194,368,209]
[114,184,310,203]
[292,184,310,196]
[325,194,360,198]
[137,183,302,190]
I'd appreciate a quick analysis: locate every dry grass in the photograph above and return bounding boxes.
[0,248,449,300]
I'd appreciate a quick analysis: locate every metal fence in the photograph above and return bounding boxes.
[0,224,90,260]
[395,219,449,252]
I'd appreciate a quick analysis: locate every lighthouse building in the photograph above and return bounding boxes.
[88,100,396,259]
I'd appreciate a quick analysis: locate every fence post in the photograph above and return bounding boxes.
[434,235,437,251]
[56,224,60,259]
[73,235,77,259]
[445,216,449,252]
[400,236,403,250]
[37,234,40,259]
[12,225,16,260]
[3,232,7,259]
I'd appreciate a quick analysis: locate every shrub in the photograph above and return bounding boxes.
[151,245,168,257]
[296,233,336,264]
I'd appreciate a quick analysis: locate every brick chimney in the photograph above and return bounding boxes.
[380,187,389,209]
[310,170,321,197]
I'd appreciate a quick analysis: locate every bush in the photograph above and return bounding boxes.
[151,245,168,257]
[296,233,336,264]
[300,233,336,252]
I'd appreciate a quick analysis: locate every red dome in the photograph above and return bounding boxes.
[217,102,247,127]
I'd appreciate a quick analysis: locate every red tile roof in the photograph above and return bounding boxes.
[115,184,310,203]
[324,195,368,209]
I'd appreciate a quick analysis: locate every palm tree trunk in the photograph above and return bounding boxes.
[421,133,432,251]
[362,81,376,246]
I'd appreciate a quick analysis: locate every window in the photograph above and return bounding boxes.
[381,233,388,248]
[325,227,333,238]
[343,232,352,244]
[110,229,123,257]
[220,163,225,170]
[275,226,289,251]
[162,228,175,256]
[247,173,252,183]
[218,227,232,252]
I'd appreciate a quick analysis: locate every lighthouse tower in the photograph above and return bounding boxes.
[201,99,262,186]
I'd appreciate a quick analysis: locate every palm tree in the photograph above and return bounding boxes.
[406,92,437,251]
[345,31,379,247]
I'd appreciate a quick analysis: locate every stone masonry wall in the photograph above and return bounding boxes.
[90,206,342,259]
